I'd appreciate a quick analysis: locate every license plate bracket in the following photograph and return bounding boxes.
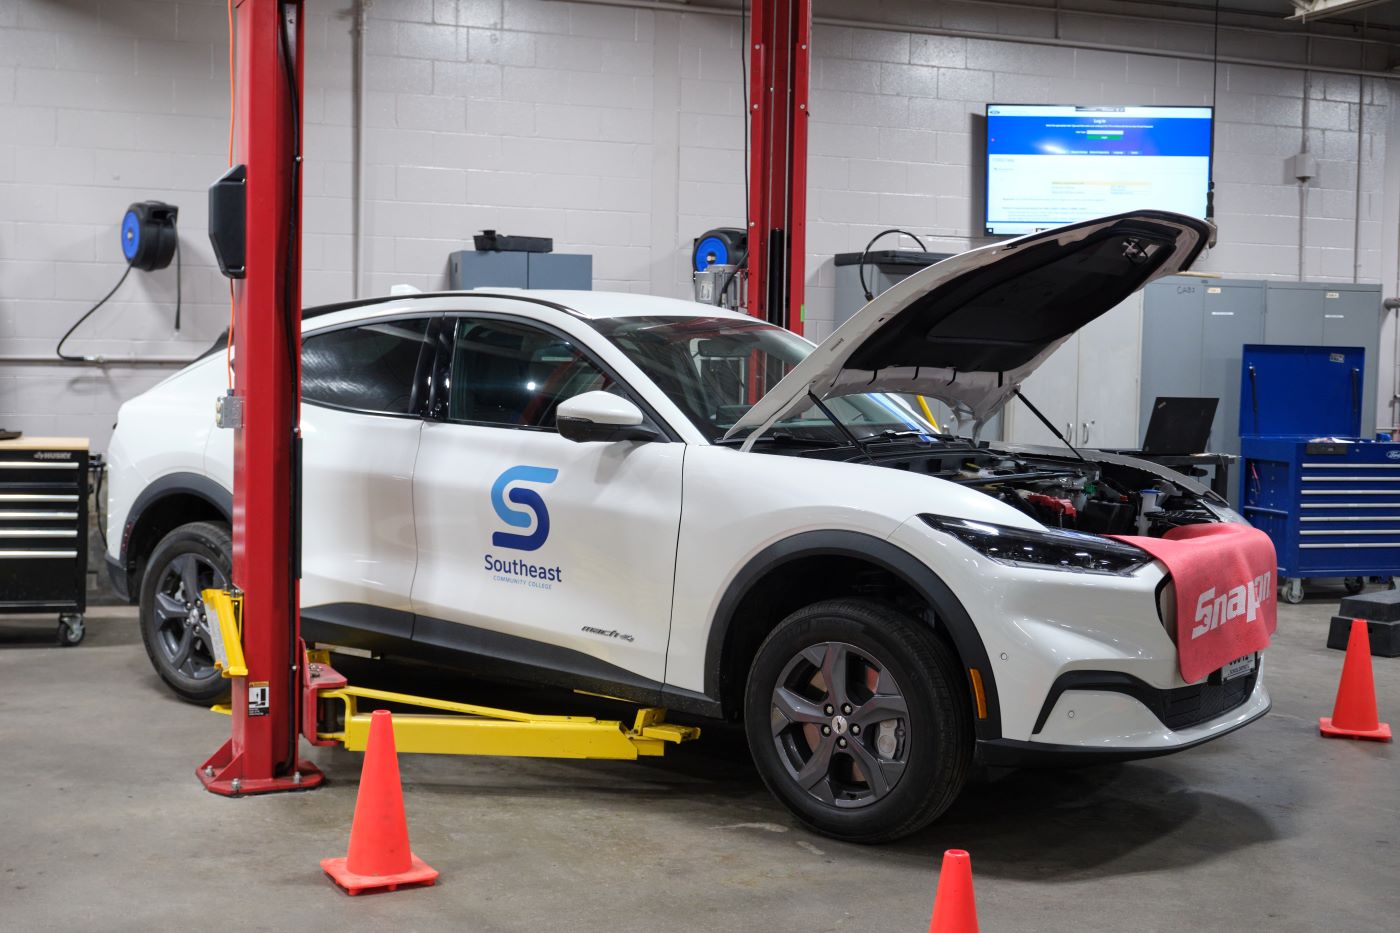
[1221,653,1256,682]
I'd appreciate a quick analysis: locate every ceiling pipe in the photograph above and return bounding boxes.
[557,0,1400,79]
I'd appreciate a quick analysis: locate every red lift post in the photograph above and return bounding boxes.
[745,0,812,336]
[199,0,322,795]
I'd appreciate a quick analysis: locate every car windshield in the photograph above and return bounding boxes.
[589,315,937,445]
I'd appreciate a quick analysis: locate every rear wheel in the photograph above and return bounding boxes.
[138,521,231,703]
[743,598,973,843]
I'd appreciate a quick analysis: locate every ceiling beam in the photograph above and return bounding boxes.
[1287,0,1393,23]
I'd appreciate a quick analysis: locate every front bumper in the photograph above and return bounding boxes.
[977,683,1270,767]
[891,517,1272,755]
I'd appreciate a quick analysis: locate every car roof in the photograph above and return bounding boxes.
[302,289,754,331]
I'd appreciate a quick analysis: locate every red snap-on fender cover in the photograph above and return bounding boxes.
[1111,523,1278,683]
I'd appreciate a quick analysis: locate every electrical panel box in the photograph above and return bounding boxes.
[448,250,591,291]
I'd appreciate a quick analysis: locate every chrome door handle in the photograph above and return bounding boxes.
[1065,422,1073,441]
[1081,421,1093,445]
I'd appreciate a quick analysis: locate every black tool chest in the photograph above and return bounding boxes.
[0,437,89,643]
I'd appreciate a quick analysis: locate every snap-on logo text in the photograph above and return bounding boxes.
[1191,571,1272,640]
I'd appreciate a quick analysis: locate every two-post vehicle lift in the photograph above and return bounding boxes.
[198,0,708,795]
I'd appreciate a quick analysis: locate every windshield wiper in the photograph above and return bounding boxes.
[859,429,937,445]
[1013,389,1087,462]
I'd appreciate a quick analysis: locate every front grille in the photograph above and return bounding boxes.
[1159,668,1258,730]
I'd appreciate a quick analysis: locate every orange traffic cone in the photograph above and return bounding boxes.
[1319,619,1392,742]
[321,709,440,894]
[928,849,979,932]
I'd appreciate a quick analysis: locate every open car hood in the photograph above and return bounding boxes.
[725,211,1213,447]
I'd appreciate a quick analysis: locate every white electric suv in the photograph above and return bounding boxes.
[106,212,1270,841]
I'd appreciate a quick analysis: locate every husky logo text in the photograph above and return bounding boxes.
[1191,571,1272,640]
[490,465,559,552]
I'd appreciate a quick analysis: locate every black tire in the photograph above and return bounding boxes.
[743,598,973,843]
[138,521,232,703]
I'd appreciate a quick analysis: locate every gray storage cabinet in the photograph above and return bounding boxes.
[448,251,592,290]
[1141,278,1382,490]
[833,251,952,327]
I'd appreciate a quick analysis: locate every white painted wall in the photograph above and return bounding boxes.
[2,0,1399,449]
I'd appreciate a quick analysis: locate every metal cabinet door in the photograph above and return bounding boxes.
[1321,286,1382,433]
[1006,333,1080,446]
[1139,278,1205,442]
[1076,291,1143,448]
[1201,282,1266,455]
[1263,283,1325,346]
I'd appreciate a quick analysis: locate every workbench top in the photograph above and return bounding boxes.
[0,436,90,452]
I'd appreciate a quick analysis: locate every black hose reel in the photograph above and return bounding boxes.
[120,201,179,271]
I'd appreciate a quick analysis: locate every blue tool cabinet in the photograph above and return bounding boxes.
[1238,344,1400,603]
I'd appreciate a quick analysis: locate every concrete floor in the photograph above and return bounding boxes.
[1,596,1396,933]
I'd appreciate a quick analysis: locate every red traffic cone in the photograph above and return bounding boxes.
[928,849,979,932]
[1319,619,1392,742]
[321,709,440,894]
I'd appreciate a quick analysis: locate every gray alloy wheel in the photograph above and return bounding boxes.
[770,641,911,808]
[138,521,232,703]
[744,598,973,843]
[152,553,225,680]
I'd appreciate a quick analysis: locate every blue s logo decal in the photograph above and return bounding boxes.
[491,465,559,552]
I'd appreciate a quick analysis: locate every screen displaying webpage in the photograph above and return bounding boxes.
[984,105,1213,235]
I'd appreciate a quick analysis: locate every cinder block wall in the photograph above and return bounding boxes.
[2,0,1399,450]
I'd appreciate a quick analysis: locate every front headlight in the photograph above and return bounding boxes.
[921,515,1153,576]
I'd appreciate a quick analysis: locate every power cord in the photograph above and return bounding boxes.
[173,234,182,332]
[716,244,748,310]
[56,235,183,361]
[858,228,928,302]
[56,263,133,361]
[90,454,107,548]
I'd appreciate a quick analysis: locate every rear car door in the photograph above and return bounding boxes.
[297,315,434,638]
[410,313,684,686]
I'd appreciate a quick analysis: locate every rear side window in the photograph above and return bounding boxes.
[447,318,612,429]
[302,318,431,415]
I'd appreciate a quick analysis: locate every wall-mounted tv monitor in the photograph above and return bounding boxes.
[984,104,1213,236]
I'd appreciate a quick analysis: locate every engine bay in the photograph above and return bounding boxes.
[789,441,1220,538]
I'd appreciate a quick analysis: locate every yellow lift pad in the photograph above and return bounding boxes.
[307,650,701,761]
[200,592,700,762]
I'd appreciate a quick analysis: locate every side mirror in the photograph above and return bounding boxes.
[556,391,659,443]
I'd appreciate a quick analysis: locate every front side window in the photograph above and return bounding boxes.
[302,317,431,415]
[447,318,614,429]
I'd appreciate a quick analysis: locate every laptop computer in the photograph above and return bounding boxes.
[1140,397,1219,455]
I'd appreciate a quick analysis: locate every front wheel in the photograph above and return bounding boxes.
[743,599,973,843]
[138,521,232,703]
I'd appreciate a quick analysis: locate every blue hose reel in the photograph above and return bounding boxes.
[692,227,747,272]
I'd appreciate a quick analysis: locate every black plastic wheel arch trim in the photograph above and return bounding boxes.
[703,529,1002,739]
[119,473,233,592]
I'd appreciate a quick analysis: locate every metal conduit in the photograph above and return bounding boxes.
[556,0,1400,80]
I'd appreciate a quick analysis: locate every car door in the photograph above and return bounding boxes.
[297,314,434,633]
[410,313,685,686]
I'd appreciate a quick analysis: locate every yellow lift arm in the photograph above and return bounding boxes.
[199,587,699,762]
